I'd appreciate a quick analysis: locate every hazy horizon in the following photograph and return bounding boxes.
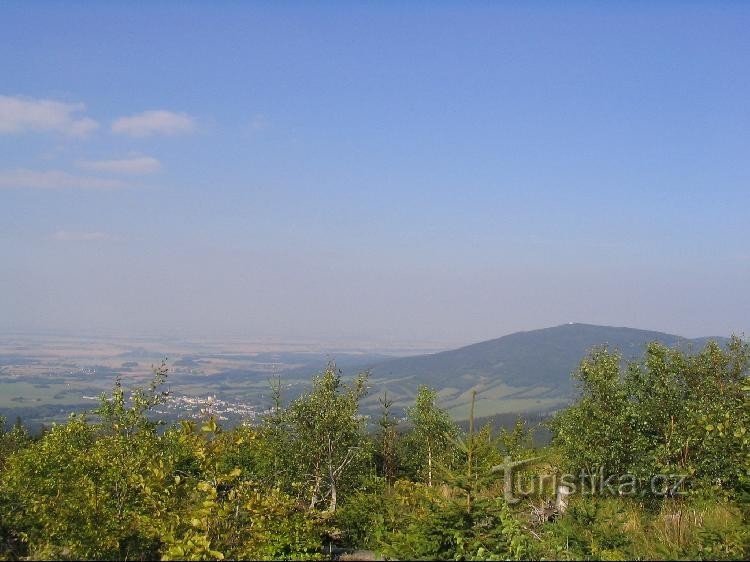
[2,2,748,345]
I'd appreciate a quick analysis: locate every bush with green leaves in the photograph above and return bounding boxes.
[373,483,531,561]
[551,337,750,497]
[0,365,327,561]
[331,476,389,549]
[533,495,749,561]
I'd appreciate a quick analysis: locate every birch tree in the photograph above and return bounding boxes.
[402,385,458,487]
[283,363,369,512]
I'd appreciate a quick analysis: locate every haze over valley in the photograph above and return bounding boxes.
[0,323,731,430]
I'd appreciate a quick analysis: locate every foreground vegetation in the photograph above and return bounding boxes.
[0,338,748,560]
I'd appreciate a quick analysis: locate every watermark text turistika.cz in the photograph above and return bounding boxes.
[491,456,689,503]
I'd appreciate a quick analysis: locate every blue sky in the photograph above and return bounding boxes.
[1,1,748,345]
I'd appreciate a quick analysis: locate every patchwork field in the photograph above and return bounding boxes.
[0,332,443,430]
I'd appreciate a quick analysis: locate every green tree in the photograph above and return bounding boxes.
[276,363,370,512]
[401,385,459,487]
[0,415,31,470]
[550,347,632,480]
[374,392,399,485]
[94,359,170,436]
[0,364,180,559]
[552,337,750,496]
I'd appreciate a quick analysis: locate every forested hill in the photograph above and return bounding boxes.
[353,323,728,418]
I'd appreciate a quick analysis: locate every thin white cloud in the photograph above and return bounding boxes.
[77,156,161,175]
[0,95,99,137]
[112,110,195,137]
[52,230,115,242]
[0,169,128,190]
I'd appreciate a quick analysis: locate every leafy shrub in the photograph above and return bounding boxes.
[373,482,530,560]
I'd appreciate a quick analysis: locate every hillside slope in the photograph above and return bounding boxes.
[353,323,726,419]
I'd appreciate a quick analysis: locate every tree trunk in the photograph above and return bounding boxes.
[309,472,322,510]
[329,479,337,512]
[428,443,433,487]
[328,457,338,512]
[327,436,338,512]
